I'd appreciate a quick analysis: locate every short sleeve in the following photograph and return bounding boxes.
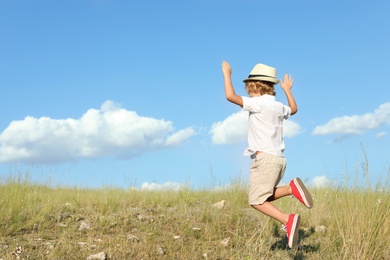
[284,105,291,119]
[242,96,250,111]
[242,96,259,112]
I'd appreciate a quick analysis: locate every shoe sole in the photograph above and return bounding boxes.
[293,178,313,208]
[288,214,301,248]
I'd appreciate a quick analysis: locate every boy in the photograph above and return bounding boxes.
[221,61,313,248]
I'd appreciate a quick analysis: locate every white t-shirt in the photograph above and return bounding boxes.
[242,95,291,158]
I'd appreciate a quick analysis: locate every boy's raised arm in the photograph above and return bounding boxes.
[222,61,243,107]
[280,74,298,115]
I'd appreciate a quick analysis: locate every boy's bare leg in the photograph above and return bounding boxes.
[251,185,293,224]
[252,202,289,224]
[267,185,292,202]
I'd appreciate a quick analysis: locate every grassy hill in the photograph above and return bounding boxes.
[0,175,389,259]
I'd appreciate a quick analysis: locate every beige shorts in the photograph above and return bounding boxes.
[248,153,287,205]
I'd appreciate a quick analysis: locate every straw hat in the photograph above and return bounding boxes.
[243,64,279,84]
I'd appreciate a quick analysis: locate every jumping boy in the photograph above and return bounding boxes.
[221,61,313,248]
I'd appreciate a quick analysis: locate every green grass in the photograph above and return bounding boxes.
[0,174,389,259]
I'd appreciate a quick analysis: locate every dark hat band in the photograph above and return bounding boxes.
[248,74,274,79]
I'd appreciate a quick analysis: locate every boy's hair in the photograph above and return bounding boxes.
[245,81,276,96]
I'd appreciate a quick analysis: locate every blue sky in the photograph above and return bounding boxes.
[0,0,389,190]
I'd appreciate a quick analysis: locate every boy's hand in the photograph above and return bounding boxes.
[280,74,294,92]
[280,74,298,115]
[222,61,231,77]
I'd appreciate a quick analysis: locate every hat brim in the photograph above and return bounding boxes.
[243,76,279,84]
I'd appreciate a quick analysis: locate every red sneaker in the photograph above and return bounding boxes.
[286,214,300,248]
[290,178,313,208]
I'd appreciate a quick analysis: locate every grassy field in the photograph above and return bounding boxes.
[0,175,389,260]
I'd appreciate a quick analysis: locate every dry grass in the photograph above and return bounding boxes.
[0,173,389,259]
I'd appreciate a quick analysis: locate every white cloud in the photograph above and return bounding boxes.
[312,102,390,137]
[210,111,302,144]
[311,176,332,188]
[375,131,387,138]
[0,100,196,164]
[284,120,303,138]
[165,127,197,146]
[141,181,186,191]
[210,111,248,144]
